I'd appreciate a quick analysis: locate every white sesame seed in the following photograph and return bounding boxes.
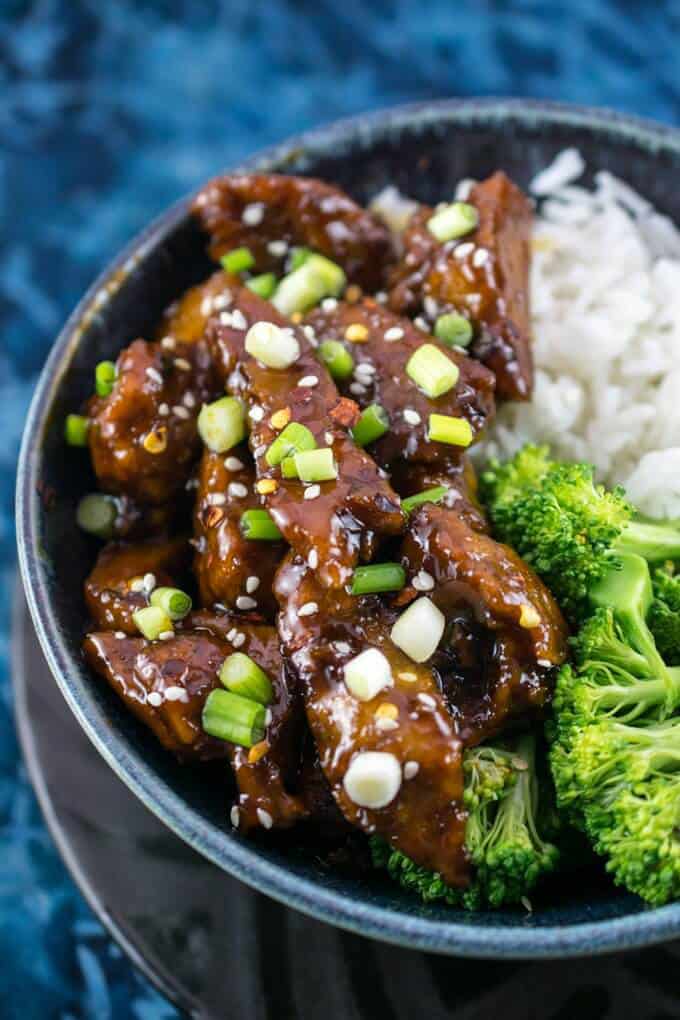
[403,408,421,426]
[403,761,420,780]
[298,602,319,617]
[375,291,387,304]
[349,382,367,395]
[231,309,247,331]
[376,717,399,732]
[219,311,233,326]
[417,692,436,708]
[143,573,156,593]
[158,402,170,416]
[225,456,244,471]
[321,297,338,312]
[324,432,334,445]
[257,807,273,829]
[129,578,145,593]
[160,336,176,350]
[412,570,435,592]
[254,444,267,458]
[200,297,214,317]
[384,326,404,342]
[114,630,126,639]
[302,324,317,341]
[147,692,163,707]
[334,641,352,655]
[227,627,238,642]
[246,576,260,594]
[298,375,319,388]
[423,296,438,320]
[183,391,196,408]
[213,291,232,310]
[264,708,273,726]
[232,632,246,648]
[307,549,319,570]
[228,482,248,499]
[206,492,227,506]
[473,247,489,267]
[173,405,190,419]
[249,405,265,422]
[165,685,188,702]
[158,631,174,642]
[242,202,265,226]
[146,366,163,386]
[267,239,288,256]
[303,485,321,501]
[174,357,191,371]
[413,316,429,331]
[355,362,376,376]
[236,595,258,611]
[230,805,240,828]
[454,241,475,259]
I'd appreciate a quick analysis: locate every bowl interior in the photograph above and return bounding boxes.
[18,100,680,956]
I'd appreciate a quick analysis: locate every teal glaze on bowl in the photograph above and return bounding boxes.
[16,99,680,958]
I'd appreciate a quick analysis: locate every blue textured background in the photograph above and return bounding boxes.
[3,2,680,1015]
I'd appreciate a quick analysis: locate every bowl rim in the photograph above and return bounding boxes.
[16,97,680,959]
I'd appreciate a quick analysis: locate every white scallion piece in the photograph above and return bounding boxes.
[343,751,402,809]
[245,321,300,369]
[390,597,445,663]
[343,648,393,702]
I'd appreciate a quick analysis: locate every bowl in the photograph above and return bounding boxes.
[17,98,680,958]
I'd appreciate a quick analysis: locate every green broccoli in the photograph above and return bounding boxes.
[649,565,680,665]
[371,733,559,910]
[480,446,680,621]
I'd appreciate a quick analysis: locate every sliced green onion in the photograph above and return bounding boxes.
[434,313,473,349]
[65,414,89,447]
[428,413,473,447]
[244,321,300,369]
[95,360,117,397]
[427,201,478,243]
[246,272,277,299]
[76,493,118,538]
[240,509,283,541]
[197,396,246,453]
[220,247,255,274]
[294,447,337,483]
[202,689,266,748]
[280,455,299,479]
[133,605,174,641]
[351,563,406,595]
[351,404,389,447]
[265,422,316,467]
[406,343,459,398]
[272,254,346,316]
[319,340,354,381]
[289,246,312,271]
[150,586,192,621]
[220,652,274,704]
[401,486,449,515]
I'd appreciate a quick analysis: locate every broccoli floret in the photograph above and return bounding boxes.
[480,446,680,621]
[649,565,680,665]
[370,733,559,910]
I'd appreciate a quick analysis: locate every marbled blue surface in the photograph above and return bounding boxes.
[3,1,680,1015]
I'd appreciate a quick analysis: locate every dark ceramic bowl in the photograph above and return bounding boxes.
[17,99,680,958]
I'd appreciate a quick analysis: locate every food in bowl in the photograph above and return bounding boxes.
[63,153,680,911]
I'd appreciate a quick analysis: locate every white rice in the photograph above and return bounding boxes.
[373,154,680,519]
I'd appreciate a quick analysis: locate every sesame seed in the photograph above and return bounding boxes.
[423,296,438,320]
[236,595,257,611]
[227,628,238,642]
[270,407,291,430]
[232,632,246,648]
[246,576,260,594]
[200,297,214,317]
[375,291,388,304]
[334,641,352,655]
[403,761,419,780]
[183,391,196,408]
[302,324,316,341]
[398,671,418,683]
[376,717,399,732]
[256,478,278,495]
[384,326,404,342]
[417,692,436,708]
[242,202,264,226]
[160,336,176,350]
[225,456,244,471]
[473,247,489,267]
[231,309,247,330]
[264,708,273,726]
[298,375,319,388]
[165,686,188,702]
[403,408,421,426]
[213,291,232,310]
[257,808,273,829]
[206,492,227,506]
[174,357,191,371]
[114,630,126,639]
[230,805,240,828]
[219,311,233,326]
[173,405,190,419]
[321,297,338,312]
[298,602,319,617]
[147,692,163,707]
[158,403,170,416]
[355,362,376,376]
[158,631,174,641]
[129,578,145,592]
[249,405,265,422]
[454,241,475,259]
[143,573,156,593]
[345,323,369,343]
[349,382,367,395]
[412,570,435,592]
[267,239,288,257]
[146,366,164,386]
[324,432,334,445]
[345,284,362,303]
[228,482,248,499]
[307,549,319,569]
[254,444,267,458]
[304,485,321,500]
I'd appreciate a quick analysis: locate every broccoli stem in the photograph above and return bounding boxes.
[616,520,680,564]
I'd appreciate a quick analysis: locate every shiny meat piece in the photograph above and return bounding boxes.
[157,270,232,344]
[207,284,404,588]
[192,174,394,291]
[193,447,284,618]
[88,337,219,504]
[84,537,190,634]
[389,458,489,534]
[389,172,534,401]
[105,494,176,541]
[304,298,495,470]
[275,554,468,886]
[401,504,568,742]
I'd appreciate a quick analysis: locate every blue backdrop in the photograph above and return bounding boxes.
[2,2,680,1015]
